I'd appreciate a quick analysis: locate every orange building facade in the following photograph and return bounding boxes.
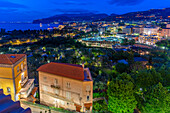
[161,28,170,38]
[0,54,36,101]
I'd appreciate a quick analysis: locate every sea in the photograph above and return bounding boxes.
[0,23,59,32]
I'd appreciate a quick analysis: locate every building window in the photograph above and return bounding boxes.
[17,66,19,73]
[54,89,59,95]
[21,72,25,82]
[42,85,48,91]
[66,82,70,88]
[43,76,47,82]
[54,79,58,86]
[87,96,90,101]
[21,63,23,70]
[86,85,90,91]
[24,61,26,67]
[7,87,11,93]
[61,101,65,106]
[66,92,71,100]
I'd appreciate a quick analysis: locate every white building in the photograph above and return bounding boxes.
[143,27,159,35]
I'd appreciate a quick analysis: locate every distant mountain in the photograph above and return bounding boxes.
[102,8,170,21]
[33,13,109,24]
[33,8,170,23]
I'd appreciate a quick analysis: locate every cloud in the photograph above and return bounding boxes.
[53,9,99,14]
[63,1,88,5]
[50,0,88,6]
[0,0,27,8]
[108,0,144,6]
[0,8,18,13]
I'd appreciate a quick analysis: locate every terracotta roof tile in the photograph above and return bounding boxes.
[84,103,93,108]
[37,62,85,81]
[0,54,26,65]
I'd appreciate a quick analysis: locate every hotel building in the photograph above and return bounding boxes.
[37,62,93,112]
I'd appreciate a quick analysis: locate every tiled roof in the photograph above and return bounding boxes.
[0,54,26,65]
[84,103,92,108]
[37,62,85,81]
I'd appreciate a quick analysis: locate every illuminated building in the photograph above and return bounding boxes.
[161,24,170,38]
[161,28,170,38]
[0,54,37,101]
[143,27,159,35]
[37,62,93,112]
[133,26,144,34]
[122,26,133,34]
[166,24,170,28]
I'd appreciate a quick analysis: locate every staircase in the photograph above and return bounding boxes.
[0,89,31,113]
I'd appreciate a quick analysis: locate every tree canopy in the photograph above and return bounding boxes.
[107,73,137,113]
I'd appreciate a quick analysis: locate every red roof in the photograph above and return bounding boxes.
[0,54,26,65]
[84,103,92,108]
[37,62,85,81]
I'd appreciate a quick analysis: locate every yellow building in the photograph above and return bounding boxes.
[0,54,36,101]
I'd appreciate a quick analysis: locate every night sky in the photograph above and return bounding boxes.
[0,0,170,22]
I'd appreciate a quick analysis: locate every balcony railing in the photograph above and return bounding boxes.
[21,76,28,87]
[51,85,60,89]
[20,79,34,99]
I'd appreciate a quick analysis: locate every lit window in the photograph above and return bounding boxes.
[61,101,65,106]
[17,66,19,73]
[87,96,90,101]
[66,82,70,88]
[66,92,71,100]
[7,87,11,93]
[54,89,59,95]
[54,79,58,86]
[42,85,48,91]
[21,72,25,82]
[24,61,26,66]
[21,63,23,70]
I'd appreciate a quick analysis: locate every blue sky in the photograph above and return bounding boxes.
[0,0,170,22]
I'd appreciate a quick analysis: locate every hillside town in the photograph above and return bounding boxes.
[0,19,169,113]
[0,4,170,113]
[0,20,170,47]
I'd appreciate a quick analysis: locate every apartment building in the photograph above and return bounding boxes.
[37,62,93,112]
[133,26,144,34]
[0,54,36,101]
[161,28,170,38]
[143,27,159,35]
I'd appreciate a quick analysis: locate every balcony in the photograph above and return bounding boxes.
[20,79,34,99]
[21,76,28,88]
[51,85,60,89]
[20,67,26,73]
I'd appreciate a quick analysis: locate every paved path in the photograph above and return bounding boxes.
[21,103,62,113]
[93,97,104,102]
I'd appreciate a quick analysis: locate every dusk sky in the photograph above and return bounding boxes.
[0,0,170,22]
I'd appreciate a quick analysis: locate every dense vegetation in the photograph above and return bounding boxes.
[0,29,169,113]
